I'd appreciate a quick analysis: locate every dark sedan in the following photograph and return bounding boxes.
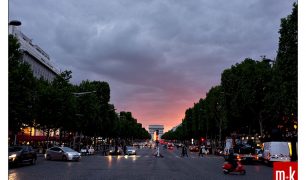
[9,146,37,167]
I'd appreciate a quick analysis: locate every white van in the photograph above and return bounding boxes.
[262,141,291,163]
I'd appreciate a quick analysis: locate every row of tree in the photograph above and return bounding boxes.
[162,3,297,144]
[9,35,151,145]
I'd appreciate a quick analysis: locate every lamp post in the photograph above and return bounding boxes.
[72,91,96,151]
[9,20,21,26]
[9,20,22,36]
[72,91,96,97]
[262,56,275,66]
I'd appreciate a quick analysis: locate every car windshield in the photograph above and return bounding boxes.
[61,147,75,152]
[234,144,255,154]
[127,146,134,150]
[9,146,23,152]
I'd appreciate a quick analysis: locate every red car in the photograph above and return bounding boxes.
[189,145,199,152]
[167,143,174,150]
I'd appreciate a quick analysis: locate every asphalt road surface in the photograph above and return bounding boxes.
[8,147,272,180]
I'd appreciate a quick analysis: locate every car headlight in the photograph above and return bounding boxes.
[9,154,17,159]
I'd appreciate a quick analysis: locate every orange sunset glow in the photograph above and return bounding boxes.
[115,89,207,132]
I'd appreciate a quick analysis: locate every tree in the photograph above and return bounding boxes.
[272,3,297,134]
[9,35,36,144]
[204,86,225,143]
[221,58,272,136]
[76,80,102,137]
[51,71,77,142]
[271,3,297,160]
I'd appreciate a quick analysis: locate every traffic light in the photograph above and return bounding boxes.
[201,137,205,142]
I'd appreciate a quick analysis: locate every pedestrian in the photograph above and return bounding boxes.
[115,145,118,155]
[181,145,185,157]
[184,145,188,157]
[123,145,127,155]
[204,146,208,155]
[102,144,107,156]
[199,145,202,157]
[181,145,188,157]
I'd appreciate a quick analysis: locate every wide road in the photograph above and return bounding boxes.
[9,147,272,180]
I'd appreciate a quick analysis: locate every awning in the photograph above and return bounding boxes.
[17,135,63,141]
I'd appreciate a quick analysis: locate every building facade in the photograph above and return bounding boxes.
[148,125,164,141]
[9,22,60,81]
[9,21,61,145]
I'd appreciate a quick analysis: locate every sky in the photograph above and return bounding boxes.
[9,0,296,132]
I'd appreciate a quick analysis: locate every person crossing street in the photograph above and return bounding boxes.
[181,144,188,157]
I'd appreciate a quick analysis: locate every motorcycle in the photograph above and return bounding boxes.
[222,161,246,175]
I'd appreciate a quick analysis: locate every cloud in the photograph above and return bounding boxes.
[9,0,296,131]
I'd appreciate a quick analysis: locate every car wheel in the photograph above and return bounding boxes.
[46,154,51,160]
[62,155,67,161]
[10,161,18,168]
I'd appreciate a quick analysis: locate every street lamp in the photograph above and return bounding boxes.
[72,91,96,97]
[9,20,22,26]
[9,20,22,36]
[262,56,275,66]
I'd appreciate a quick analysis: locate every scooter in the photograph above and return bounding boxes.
[222,161,246,175]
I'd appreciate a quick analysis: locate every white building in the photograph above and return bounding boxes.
[9,21,60,81]
[148,125,164,141]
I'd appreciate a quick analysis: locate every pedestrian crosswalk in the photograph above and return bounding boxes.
[94,147,225,160]
[101,154,223,160]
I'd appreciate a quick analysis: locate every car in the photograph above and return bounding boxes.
[9,145,37,166]
[108,146,123,155]
[255,149,263,161]
[126,146,137,155]
[45,146,81,161]
[175,143,183,148]
[88,146,95,155]
[189,145,199,152]
[214,147,223,156]
[80,146,95,155]
[234,144,257,163]
[262,141,291,164]
[80,148,87,156]
[167,143,174,150]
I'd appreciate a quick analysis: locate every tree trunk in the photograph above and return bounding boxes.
[14,134,17,145]
[46,129,50,149]
[258,111,264,137]
[59,129,62,144]
[94,136,97,148]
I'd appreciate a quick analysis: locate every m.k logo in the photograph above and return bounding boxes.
[273,162,297,180]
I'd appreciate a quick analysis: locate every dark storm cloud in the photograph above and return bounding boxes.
[9,0,296,130]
